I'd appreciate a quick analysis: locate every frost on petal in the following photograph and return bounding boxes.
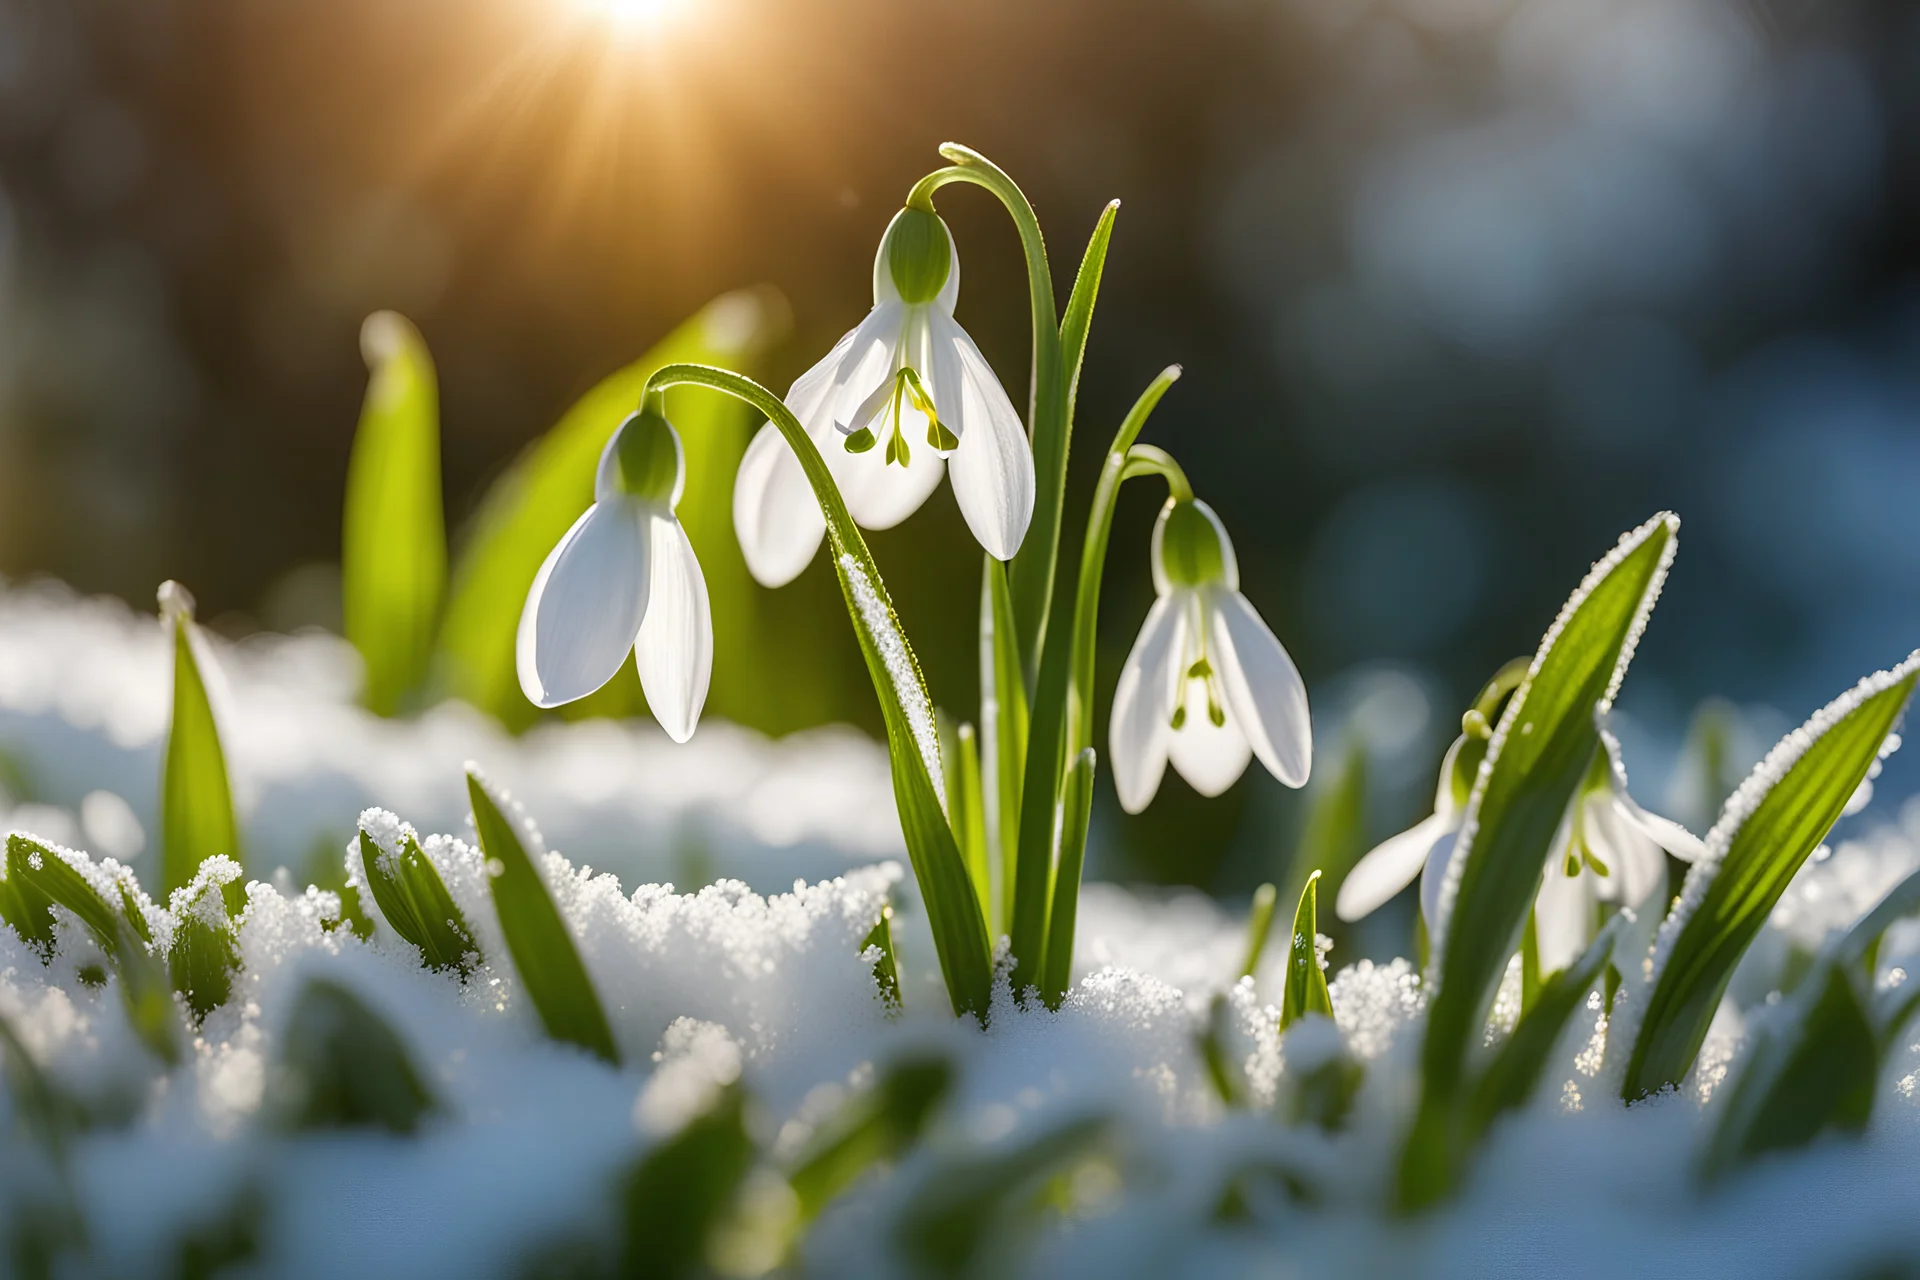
[516,501,650,708]
[1209,590,1311,788]
[1168,679,1253,798]
[1110,595,1185,814]
[1337,812,1455,922]
[733,423,827,588]
[933,314,1034,561]
[634,515,712,744]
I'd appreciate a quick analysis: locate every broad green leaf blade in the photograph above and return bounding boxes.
[356,827,481,977]
[787,1056,953,1223]
[862,908,901,1013]
[620,1084,754,1278]
[344,312,446,717]
[980,557,1027,939]
[1699,962,1877,1182]
[466,770,618,1063]
[6,835,179,1065]
[166,858,244,1024]
[1623,653,1918,1101]
[1040,747,1097,1009]
[1400,514,1675,1211]
[272,977,437,1134]
[435,292,780,727]
[1239,883,1279,979]
[160,589,240,899]
[1281,872,1333,1030]
[1469,916,1618,1139]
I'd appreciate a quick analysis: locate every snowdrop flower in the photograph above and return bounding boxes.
[1109,498,1310,812]
[732,206,1035,587]
[517,401,711,742]
[1336,732,1479,924]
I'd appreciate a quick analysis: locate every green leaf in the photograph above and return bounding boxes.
[1469,915,1618,1139]
[271,977,437,1134]
[980,557,1027,939]
[466,771,618,1063]
[1699,962,1877,1182]
[1401,513,1676,1210]
[1199,992,1244,1107]
[952,723,991,932]
[1239,883,1279,980]
[356,826,480,977]
[6,835,178,1065]
[1281,871,1333,1030]
[167,858,244,1024]
[787,1056,953,1224]
[1057,201,1119,449]
[435,292,780,727]
[343,312,446,717]
[862,908,901,1013]
[1623,652,1918,1101]
[620,1083,754,1280]
[1040,747,1097,1010]
[160,586,241,899]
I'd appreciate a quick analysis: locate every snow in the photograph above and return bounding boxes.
[1,581,1919,1277]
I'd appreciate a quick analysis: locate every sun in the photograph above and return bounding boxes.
[572,0,691,38]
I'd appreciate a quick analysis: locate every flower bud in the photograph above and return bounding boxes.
[601,401,685,508]
[878,207,953,306]
[1153,499,1237,591]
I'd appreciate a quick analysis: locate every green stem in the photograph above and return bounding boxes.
[643,363,993,1020]
[908,146,1064,683]
[1008,367,1184,997]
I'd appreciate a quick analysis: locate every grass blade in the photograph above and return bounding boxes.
[1239,882,1279,979]
[356,824,481,977]
[1040,747,1097,1009]
[271,977,437,1134]
[159,583,240,899]
[1401,513,1676,1209]
[344,312,446,717]
[466,770,618,1063]
[980,557,1027,939]
[1056,202,1119,435]
[1281,872,1333,1030]
[1623,653,1919,1101]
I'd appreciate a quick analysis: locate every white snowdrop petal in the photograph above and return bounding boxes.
[1629,805,1707,863]
[1419,829,1460,932]
[1337,812,1455,922]
[1586,793,1666,907]
[1532,860,1596,976]
[1110,595,1184,814]
[516,501,651,708]
[634,515,712,744]
[818,304,907,438]
[1210,590,1312,788]
[1167,678,1253,799]
[829,413,947,530]
[733,423,827,588]
[936,314,1034,560]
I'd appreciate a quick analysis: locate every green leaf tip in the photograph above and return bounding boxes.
[158,582,240,901]
[1281,872,1333,1030]
[356,821,481,978]
[167,857,245,1024]
[465,767,619,1064]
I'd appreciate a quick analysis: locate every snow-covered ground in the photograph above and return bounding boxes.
[2,580,1919,1278]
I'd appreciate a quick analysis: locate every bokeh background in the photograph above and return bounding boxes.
[3,0,1918,902]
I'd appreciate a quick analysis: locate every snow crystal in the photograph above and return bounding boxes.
[836,553,944,801]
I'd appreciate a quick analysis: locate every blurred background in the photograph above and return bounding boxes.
[2,0,1918,903]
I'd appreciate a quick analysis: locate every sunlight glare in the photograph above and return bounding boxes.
[573,0,691,38]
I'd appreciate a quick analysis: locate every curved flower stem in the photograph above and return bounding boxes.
[1012,366,1185,999]
[643,363,994,1021]
[907,146,1067,682]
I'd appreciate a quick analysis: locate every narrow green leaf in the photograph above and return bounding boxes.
[980,557,1027,939]
[436,293,780,727]
[620,1084,754,1280]
[1040,747,1098,1010]
[1469,916,1618,1139]
[1699,962,1877,1182]
[6,835,178,1065]
[1056,202,1119,433]
[1199,992,1244,1107]
[1401,514,1676,1210]
[466,771,618,1063]
[343,312,446,717]
[271,977,437,1134]
[159,585,240,899]
[787,1056,953,1224]
[1624,653,1918,1101]
[862,908,901,1013]
[1281,872,1333,1030]
[167,858,244,1024]
[356,826,480,977]
[1239,883,1279,979]
[953,724,991,933]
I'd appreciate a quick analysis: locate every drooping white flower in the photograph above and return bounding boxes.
[517,403,712,742]
[1335,733,1475,924]
[732,207,1035,587]
[1109,499,1310,813]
